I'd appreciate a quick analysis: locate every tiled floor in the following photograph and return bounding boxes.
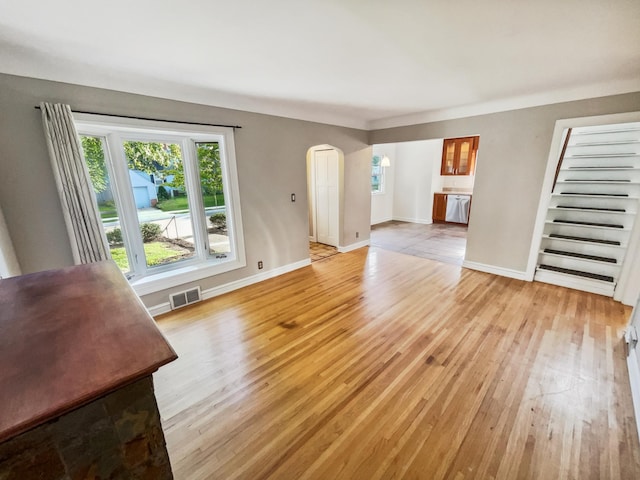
[370,220,467,266]
[309,242,339,262]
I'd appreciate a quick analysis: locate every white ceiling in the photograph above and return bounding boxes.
[1,0,639,130]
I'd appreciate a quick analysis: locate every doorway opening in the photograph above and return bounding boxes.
[306,145,344,262]
[369,138,477,266]
[370,221,467,266]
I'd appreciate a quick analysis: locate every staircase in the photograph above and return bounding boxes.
[534,122,640,296]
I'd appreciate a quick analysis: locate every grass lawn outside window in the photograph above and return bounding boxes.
[110,241,193,271]
[155,194,225,212]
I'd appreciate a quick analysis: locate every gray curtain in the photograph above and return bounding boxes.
[40,102,110,264]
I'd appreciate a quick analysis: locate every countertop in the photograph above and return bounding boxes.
[435,191,473,195]
[0,261,177,442]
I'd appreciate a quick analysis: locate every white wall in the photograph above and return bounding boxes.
[392,139,442,224]
[370,144,395,225]
[440,174,475,191]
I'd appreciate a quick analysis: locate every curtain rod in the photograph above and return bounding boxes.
[34,106,242,129]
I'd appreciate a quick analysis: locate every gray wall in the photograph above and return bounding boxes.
[0,73,370,308]
[369,92,640,272]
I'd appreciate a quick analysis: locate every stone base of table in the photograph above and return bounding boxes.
[0,376,173,480]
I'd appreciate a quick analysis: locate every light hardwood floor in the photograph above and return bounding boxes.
[309,241,338,262]
[154,247,640,479]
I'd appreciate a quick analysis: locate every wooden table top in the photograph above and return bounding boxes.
[0,261,177,442]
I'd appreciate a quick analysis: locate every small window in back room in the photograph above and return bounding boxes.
[371,154,385,194]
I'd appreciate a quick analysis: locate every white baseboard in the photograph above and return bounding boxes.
[338,239,370,253]
[147,302,172,317]
[371,217,393,225]
[146,258,312,317]
[392,216,433,225]
[627,347,640,444]
[462,260,529,281]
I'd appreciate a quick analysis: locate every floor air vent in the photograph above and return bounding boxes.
[170,287,202,310]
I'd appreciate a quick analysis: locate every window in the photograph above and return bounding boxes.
[75,114,245,295]
[371,154,384,194]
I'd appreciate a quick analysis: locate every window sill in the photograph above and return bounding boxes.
[130,257,246,297]
[371,191,385,196]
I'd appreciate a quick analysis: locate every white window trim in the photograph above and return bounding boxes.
[74,113,246,296]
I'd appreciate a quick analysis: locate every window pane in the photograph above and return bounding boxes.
[80,135,130,273]
[122,141,196,268]
[195,142,231,257]
[371,155,383,192]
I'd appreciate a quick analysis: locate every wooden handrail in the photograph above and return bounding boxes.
[552,127,573,191]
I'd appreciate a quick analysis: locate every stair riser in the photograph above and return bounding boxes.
[549,196,636,212]
[538,253,620,279]
[560,155,640,169]
[544,223,630,243]
[534,269,615,297]
[557,170,640,183]
[546,210,635,228]
[541,239,624,261]
[555,183,640,196]
[570,130,640,144]
[565,143,640,156]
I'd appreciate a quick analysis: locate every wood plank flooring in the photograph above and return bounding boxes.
[153,247,640,479]
[309,241,338,262]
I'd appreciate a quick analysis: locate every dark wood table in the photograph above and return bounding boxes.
[0,261,177,479]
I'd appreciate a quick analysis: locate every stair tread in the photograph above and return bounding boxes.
[564,179,631,182]
[548,233,621,246]
[558,192,630,197]
[566,166,637,170]
[572,127,640,135]
[538,264,614,283]
[552,219,624,228]
[555,205,626,212]
[543,248,617,263]
[572,140,640,146]
[558,180,637,184]
[568,153,639,158]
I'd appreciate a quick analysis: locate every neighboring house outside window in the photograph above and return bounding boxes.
[75,114,245,296]
[371,154,384,194]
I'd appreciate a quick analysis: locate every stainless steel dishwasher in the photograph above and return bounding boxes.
[445,194,471,224]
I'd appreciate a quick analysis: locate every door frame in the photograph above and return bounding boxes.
[307,145,344,246]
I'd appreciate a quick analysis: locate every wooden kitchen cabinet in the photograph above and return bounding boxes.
[433,193,447,222]
[441,136,479,176]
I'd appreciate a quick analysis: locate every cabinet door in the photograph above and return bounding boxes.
[456,138,473,175]
[441,140,457,175]
[441,136,479,176]
[432,194,447,222]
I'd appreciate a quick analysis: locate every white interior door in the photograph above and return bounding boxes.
[315,149,339,246]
